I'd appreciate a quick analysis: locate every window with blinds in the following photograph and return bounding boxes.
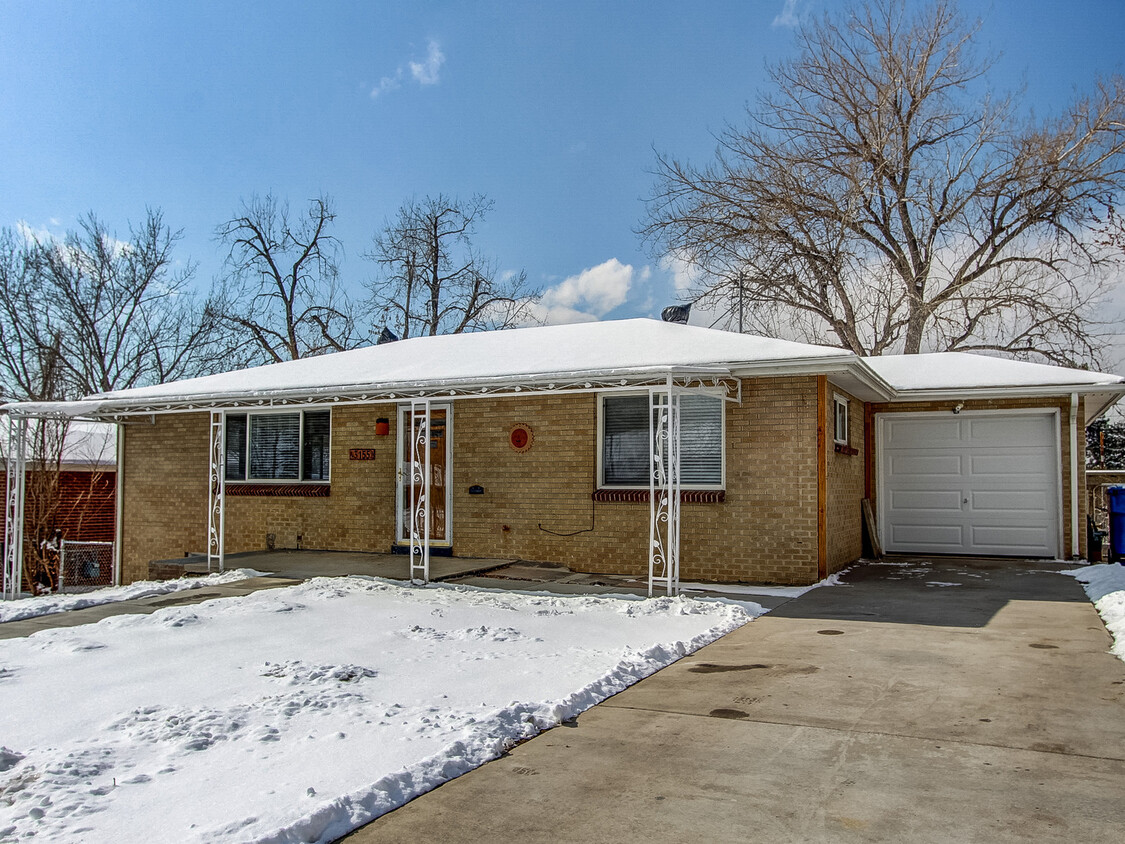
[601,393,723,488]
[224,410,331,482]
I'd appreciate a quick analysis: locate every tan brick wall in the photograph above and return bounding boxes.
[120,413,210,583]
[825,385,865,573]
[448,378,821,585]
[222,404,399,556]
[119,378,827,586]
[868,396,1085,559]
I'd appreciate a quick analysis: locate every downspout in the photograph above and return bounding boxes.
[114,422,124,586]
[1070,393,1079,560]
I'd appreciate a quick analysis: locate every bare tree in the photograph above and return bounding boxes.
[366,194,540,338]
[1,211,220,399]
[2,212,218,592]
[643,0,1125,366]
[216,194,358,362]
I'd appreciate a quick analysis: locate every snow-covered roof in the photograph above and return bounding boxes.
[86,318,853,407]
[0,418,115,468]
[2,319,1123,420]
[863,352,1124,392]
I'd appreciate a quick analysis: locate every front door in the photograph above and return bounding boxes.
[396,404,452,546]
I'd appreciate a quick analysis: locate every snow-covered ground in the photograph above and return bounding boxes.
[0,569,265,624]
[1064,563,1125,663]
[0,577,756,842]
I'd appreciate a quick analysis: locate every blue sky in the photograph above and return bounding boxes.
[1,0,1123,330]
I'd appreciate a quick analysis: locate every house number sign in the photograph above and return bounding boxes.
[348,448,376,461]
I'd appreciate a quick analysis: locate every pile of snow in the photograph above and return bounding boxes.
[0,576,754,842]
[679,566,853,599]
[1063,564,1125,662]
[0,569,265,624]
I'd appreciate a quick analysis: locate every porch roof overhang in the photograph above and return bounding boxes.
[1,364,748,420]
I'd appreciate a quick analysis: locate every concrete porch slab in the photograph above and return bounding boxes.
[147,550,516,583]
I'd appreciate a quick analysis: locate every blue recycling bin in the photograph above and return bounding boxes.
[1106,486,1125,563]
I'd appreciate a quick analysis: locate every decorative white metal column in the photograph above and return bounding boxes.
[207,411,226,573]
[648,378,682,597]
[3,416,28,600]
[408,399,432,585]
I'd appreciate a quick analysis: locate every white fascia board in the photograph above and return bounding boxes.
[2,399,109,420]
[889,383,1125,403]
[730,356,896,401]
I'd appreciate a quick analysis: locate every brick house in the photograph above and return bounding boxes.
[5,319,1124,591]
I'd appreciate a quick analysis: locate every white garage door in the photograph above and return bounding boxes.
[878,412,1060,557]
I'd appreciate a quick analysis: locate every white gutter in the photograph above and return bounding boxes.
[1070,392,1080,560]
[887,383,1125,402]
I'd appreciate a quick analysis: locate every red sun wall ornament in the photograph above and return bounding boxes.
[509,423,534,453]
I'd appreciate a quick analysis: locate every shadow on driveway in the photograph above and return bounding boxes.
[771,555,1089,628]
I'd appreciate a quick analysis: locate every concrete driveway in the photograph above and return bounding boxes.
[344,557,1125,843]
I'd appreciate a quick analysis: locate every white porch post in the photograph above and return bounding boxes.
[648,377,681,597]
[3,416,28,600]
[409,399,432,584]
[207,411,226,573]
[113,421,124,586]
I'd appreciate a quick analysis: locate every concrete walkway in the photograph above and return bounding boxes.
[0,576,303,639]
[0,552,512,640]
[344,557,1125,843]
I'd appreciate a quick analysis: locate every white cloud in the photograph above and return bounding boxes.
[533,258,647,325]
[371,40,444,99]
[409,41,445,85]
[659,252,702,293]
[773,0,801,28]
[371,72,403,99]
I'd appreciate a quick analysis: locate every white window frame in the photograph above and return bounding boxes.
[596,390,726,490]
[833,394,849,446]
[224,407,332,484]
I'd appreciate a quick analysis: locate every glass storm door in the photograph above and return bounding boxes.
[396,405,451,545]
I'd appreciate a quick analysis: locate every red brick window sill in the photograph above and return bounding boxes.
[224,484,331,498]
[591,489,725,504]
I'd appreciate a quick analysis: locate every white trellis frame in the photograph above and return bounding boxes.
[408,399,432,585]
[649,377,682,597]
[3,416,29,600]
[207,410,226,573]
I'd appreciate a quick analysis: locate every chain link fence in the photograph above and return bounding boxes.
[58,540,115,593]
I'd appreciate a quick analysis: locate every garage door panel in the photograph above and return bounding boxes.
[884,417,965,447]
[969,524,1052,554]
[880,411,1059,557]
[888,453,964,476]
[969,489,1049,513]
[966,416,1054,446]
[890,489,964,511]
[969,452,1054,476]
[889,523,965,549]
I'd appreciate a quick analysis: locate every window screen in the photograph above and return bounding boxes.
[224,414,247,481]
[834,397,849,444]
[679,394,723,484]
[602,394,723,487]
[603,395,650,485]
[302,410,331,481]
[249,413,301,480]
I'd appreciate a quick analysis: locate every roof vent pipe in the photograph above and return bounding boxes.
[661,304,691,325]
